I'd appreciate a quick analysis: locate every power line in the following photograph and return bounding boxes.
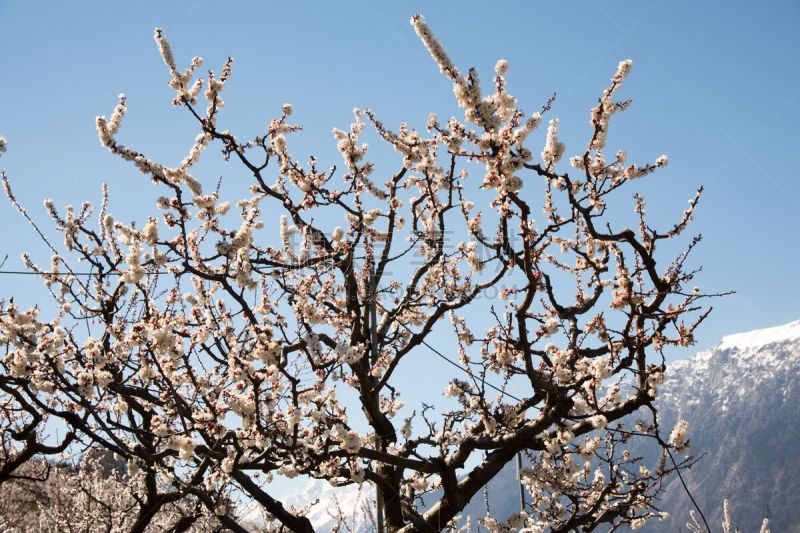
[392,316,529,516]
[1,261,708,526]
[411,323,709,526]
[393,319,523,403]
[0,270,120,276]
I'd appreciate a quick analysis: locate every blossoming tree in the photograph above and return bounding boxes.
[0,15,712,532]
[0,453,225,532]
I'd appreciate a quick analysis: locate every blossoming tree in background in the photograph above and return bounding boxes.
[0,14,714,532]
[0,452,225,532]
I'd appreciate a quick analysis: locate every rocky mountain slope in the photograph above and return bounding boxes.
[640,320,800,532]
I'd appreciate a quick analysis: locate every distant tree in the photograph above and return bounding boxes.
[0,454,225,532]
[0,14,714,532]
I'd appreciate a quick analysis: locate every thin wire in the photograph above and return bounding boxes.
[393,319,522,403]
[395,318,531,523]
[665,447,711,532]
[4,258,710,530]
[0,270,120,276]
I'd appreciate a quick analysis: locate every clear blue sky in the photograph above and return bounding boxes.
[1,1,798,358]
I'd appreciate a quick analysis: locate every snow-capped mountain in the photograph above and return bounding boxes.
[658,320,800,416]
[639,320,800,532]
[239,320,800,532]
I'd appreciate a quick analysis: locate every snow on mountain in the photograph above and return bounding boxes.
[285,478,374,532]
[717,319,800,351]
[238,478,373,532]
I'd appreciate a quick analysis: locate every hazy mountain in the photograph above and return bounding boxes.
[242,320,800,531]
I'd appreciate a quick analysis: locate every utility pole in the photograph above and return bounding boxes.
[516,452,525,513]
[369,267,385,533]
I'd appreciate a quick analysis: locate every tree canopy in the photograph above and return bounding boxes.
[0,14,713,532]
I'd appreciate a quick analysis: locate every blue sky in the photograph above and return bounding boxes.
[2,1,797,355]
